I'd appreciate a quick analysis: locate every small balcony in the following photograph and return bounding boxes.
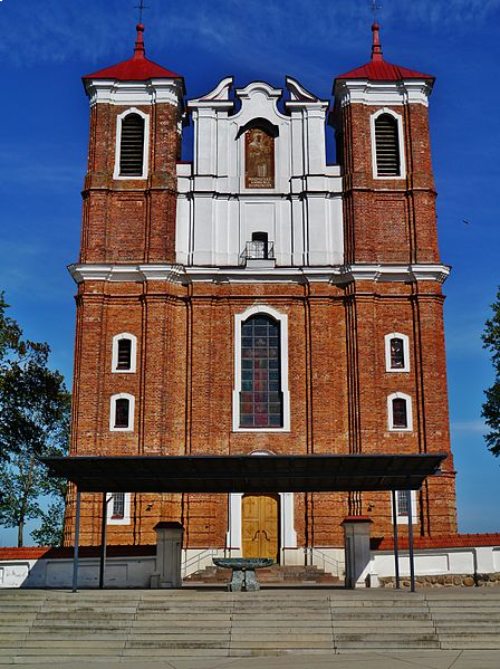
[240,240,276,269]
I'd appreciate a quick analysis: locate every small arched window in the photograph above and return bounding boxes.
[374,113,401,177]
[110,393,135,432]
[387,392,413,431]
[392,398,408,428]
[115,398,130,428]
[385,333,410,372]
[119,113,145,177]
[112,333,137,373]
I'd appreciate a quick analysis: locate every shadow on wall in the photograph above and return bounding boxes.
[0,546,156,589]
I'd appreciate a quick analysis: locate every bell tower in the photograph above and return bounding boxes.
[80,23,184,263]
[334,22,439,265]
[332,24,457,532]
[65,24,186,546]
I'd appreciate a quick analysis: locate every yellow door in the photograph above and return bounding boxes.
[242,494,279,562]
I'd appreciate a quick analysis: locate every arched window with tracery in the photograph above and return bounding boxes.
[239,314,283,428]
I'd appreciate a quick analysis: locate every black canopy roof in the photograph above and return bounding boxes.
[42,453,446,493]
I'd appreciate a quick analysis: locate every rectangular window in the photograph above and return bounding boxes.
[107,492,130,525]
[393,490,417,525]
[397,490,409,517]
[111,493,125,519]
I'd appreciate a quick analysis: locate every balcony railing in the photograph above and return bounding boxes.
[241,240,275,264]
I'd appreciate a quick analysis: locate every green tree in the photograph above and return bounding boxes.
[0,292,22,388]
[0,296,71,546]
[482,287,500,456]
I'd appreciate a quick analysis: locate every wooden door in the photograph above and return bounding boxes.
[242,494,279,562]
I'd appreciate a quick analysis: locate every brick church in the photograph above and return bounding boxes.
[64,21,458,567]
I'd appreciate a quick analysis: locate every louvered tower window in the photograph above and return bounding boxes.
[374,114,401,177]
[119,113,145,176]
[117,339,132,370]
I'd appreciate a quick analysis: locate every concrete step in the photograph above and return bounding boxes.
[184,564,340,585]
[336,632,438,640]
[126,640,230,649]
[121,648,229,658]
[0,648,125,656]
[2,588,500,657]
[441,641,500,650]
[332,621,435,630]
[337,641,441,649]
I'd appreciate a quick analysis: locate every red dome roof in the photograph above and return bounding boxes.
[83,24,182,81]
[336,24,434,82]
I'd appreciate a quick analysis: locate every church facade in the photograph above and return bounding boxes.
[64,22,457,567]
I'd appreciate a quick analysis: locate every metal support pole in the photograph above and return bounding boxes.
[406,489,416,593]
[391,490,400,589]
[72,488,81,593]
[99,492,108,589]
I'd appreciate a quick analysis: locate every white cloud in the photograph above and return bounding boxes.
[451,420,486,434]
[1,0,498,66]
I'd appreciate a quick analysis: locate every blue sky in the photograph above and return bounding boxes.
[0,0,499,545]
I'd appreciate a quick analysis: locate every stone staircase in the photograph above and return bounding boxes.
[184,564,340,585]
[1,589,500,662]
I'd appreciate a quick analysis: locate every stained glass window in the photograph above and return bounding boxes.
[239,315,283,428]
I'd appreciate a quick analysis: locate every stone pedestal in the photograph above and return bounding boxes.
[151,522,184,589]
[342,516,373,589]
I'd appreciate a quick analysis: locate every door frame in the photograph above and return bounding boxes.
[226,491,298,562]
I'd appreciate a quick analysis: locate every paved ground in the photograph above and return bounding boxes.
[8,652,500,669]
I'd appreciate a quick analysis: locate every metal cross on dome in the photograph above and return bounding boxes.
[371,0,382,21]
[135,0,149,23]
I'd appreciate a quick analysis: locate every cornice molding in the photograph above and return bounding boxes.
[335,79,432,108]
[85,79,182,107]
[69,263,451,286]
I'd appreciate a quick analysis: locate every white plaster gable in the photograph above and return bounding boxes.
[177,77,343,268]
[232,81,286,125]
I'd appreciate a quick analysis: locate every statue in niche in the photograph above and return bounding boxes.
[245,128,275,189]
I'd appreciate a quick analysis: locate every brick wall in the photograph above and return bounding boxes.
[64,85,458,553]
[64,278,457,548]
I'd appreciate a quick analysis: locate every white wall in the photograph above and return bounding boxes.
[2,544,499,588]
[0,556,156,589]
[370,545,500,578]
[176,77,343,268]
